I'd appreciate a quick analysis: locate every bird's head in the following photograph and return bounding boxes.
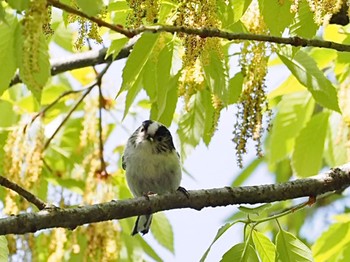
[133,120,176,153]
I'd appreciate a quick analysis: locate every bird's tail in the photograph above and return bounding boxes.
[132,214,153,235]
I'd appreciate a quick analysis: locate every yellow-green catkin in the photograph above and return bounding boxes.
[233,4,271,167]
[175,0,222,108]
[21,0,48,92]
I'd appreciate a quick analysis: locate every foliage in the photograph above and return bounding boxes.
[0,0,349,261]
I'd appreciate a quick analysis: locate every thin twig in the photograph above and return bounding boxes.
[0,176,47,210]
[43,82,97,149]
[43,62,112,150]
[48,0,133,37]
[47,0,350,52]
[30,88,87,124]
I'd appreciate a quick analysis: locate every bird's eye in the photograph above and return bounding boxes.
[140,127,145,132]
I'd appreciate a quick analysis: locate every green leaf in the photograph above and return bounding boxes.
[177,89,211,158]
[0,4,5,22]
[268,92,314,164]
[106,34,129,60]
[0,16,18,95]
[155,38,176,120]
[200,222,235,262]
[41,84,70,105]
[0,236,8,262]
[221,243,259,262]
[7,0,30,11]
[202,89,215,146]
[108,0,131,26]
[290,0,318,38]
[118,33,160,118]
[137,236,163,262]
[324,113,348,167]
[238,203,272,216]
[226,72,244,105]
[232,0,253,23]
[76,0,103,16]
[151,73,179,126]
[268,75,306,99]
[252,230,275,262]
[278,50,340,112]
[312,221,350,261]
[232,157,263,186]
[259,0,293,35]
[0,100,17,127]
[202,49,228,103]
[151,212,174,253]
[52,22,74,51]
[276,227,313,262]
[46,177,85,195]
[292,112,329,177]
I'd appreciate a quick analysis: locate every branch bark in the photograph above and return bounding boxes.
[1,163,350,235]
[47,0,350,52]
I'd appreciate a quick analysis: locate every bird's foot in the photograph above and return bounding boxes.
[177,186,190,198]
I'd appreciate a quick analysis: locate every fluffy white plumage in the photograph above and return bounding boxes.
[122,120,182,235]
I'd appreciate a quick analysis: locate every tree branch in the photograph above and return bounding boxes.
[0,176,47,210]
[10,41,134,87]
[1,164,350,235]
[47,0,350,52]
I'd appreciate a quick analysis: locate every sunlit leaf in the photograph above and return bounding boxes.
[324,113,348,167]
[231,157,263,186]
[312,221,350,261]
[221,243,259,262]
[292,112,329,177]
[290,0,318,38]
[238,204,272,216]
[252,230,275,262]
[76,0,103,16]
[0,100,17,127]
[232,0,253,23]
[259,0,293,35]
[226,72,244,105]
[268,75,306,99]
[202,49,228,103]
[0,16,18,95]
[7,0,30,11]
[118,33,160,118]
[41,84,70,105]
[268,92,314,164]
[177,89,210,157]
[46,177,85,195]
[151,212,174,253]
[106,34,129,60]
[200,222,235,262]
[0,236,9,262]
[278,50,340,112]
[276,227,313,262]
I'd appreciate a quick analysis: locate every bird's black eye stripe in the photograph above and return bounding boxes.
[154,126,170,138]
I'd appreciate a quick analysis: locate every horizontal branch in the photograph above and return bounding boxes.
[10,41,134,86]
[1,164,350,235]
[48,0,350,52]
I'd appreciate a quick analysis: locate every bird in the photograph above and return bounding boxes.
[122,120,184,235]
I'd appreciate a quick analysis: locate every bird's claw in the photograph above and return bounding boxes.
[177,186,190,198]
